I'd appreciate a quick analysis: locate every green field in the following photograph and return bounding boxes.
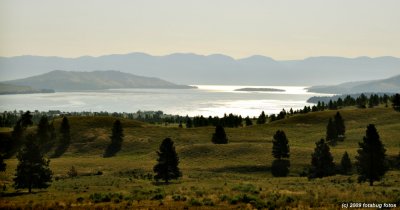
[1,107,400,209]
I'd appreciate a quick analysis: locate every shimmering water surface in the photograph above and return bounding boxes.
[0,85,330,117]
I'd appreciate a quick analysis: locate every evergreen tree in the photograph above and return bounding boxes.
[356,124,388,186]
[256,111,266,124]
[271,130,290,177]
[53,117,71,158]
[212,125,228,144]
[37,116,53,153]
[334,112,345,141]
[153,138,181,183]
[103,120,124,157]
[20,111,33,128]
[0,153,6,171]
[326,118,337,145]
[392,93,400,111]
[309,139,336,178]
[185,116,193,128]
[356,94,367,108]
[14,134,52,193]
[340,151,352,175]
[10,120,24,157]
[245,116,253,126]
[8,112,34,157]
[272,130,290,159]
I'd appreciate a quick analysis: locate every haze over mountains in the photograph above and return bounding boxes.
[2,70,193,91]
[1,53,400,86]
[308,74,400,94]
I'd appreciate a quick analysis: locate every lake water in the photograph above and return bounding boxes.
[0,85,329,117]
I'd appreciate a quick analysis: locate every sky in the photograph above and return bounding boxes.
[0,0,399,60]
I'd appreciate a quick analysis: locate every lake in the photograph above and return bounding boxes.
[0,85,330,117]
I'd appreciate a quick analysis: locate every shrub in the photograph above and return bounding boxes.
[172,194,187,201]
[232,184,259,194]
[188,198,202,206]
[67,166,78,178]
[202,198,215,206]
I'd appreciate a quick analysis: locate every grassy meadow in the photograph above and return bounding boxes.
[1,107,400,209]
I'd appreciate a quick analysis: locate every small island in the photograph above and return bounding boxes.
[234,87,285,92]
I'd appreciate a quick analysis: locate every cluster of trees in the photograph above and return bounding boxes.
[326,112,345,145]
[309,124,388,186]
[0,110,58,128]
[312,93,397,110]
[185,113,244,128]
[4,112,72,159]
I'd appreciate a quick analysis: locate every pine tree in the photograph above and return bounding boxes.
[53,117,71,157]
[340,151,352,175]
[309,139,336,178]
[256,111,266,124]
[212,125,228,144]
[272,130,290,159]
[37,116,53,153]
[104,120,124,157]
[245,116,253,126]
[14,134,52,193]
[10,120,24,157]
[334,112,345,141]
[271,130,290,177]
[185,116,193,128]
[20,111,33,128]
[7,111,33,157]
[0,153,6,172]
[326,118,337,145]
[153,138,181,183]
[392,93,400,111]
[356,94,367,108]
[356,124,388,186]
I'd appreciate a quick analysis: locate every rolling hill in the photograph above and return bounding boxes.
[2,70,194,91]
[308,74,400,94]
[1,107,399,209]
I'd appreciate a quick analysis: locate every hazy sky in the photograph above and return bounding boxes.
[1,0,399,59]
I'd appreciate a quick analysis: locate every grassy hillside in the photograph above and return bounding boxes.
[1,107,399,209]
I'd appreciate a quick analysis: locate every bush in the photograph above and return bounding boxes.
[67,166,78,178]
[188,198,202,206]
[89,193,123,203]
[202,198,214,206]
[231,184,259,194]
[172,194,187,201]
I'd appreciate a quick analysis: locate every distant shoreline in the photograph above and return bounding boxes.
[234,87,285,92]
[0,89,55,95]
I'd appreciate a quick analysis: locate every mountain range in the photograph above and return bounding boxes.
[1,53,400,85]
[2,70,193,91]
